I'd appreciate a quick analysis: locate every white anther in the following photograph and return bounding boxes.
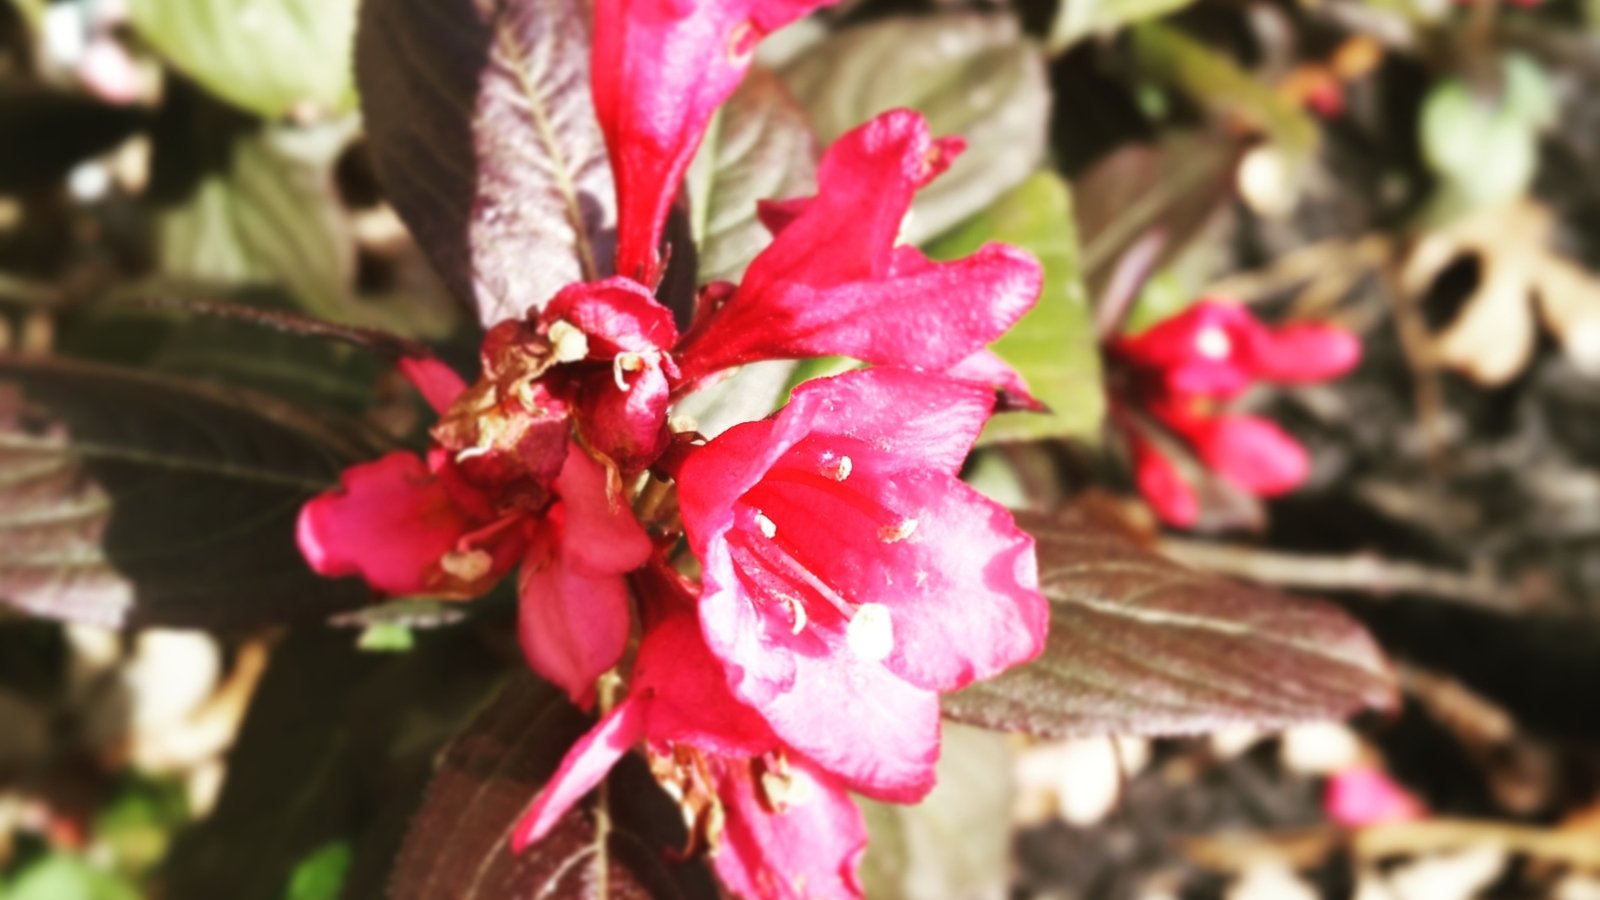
[821,455,852,482]
[547,319,589,363]
[1195,326,1231,361]
[440,548,492,581]
[878,519,918,543]
[846,604,894,662]
[755,511,777,539]
[781,595,807,634]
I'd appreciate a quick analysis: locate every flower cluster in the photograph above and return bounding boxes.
[1107,300,1360,527]
[297,2,1049,895]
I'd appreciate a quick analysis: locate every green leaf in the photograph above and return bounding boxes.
[282,842,352,900]
[151,103,366,326]
[1051,0,1201,53]
[1420,56,1552,211]
[928,172,1104,444]
[686,67,818,285]
[356,0,615,327]
[9,0,44,26]
[5,855,142,900]
[780,13,1050,245]
[1129,23,1318,161]
[0,355,376,629]
[127,0,358,119]
[858,724,1015,900]
[944,508,1397,737]
[388,675,719,900]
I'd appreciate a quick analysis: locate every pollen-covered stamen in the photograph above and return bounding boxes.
[878,518,918,543]
[440,547,492,581]
[819,455,852,482]
[1195,325,1232,361]
[725,524,857,631]
[726,21,759,64]
[846,603,895,662]
[546,319,590,363]
[759,464,911,535]
[754,510,777,539]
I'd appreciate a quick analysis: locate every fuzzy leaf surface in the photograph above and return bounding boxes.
[945,509,1397,737]
[390,674,718,900]
[356,0,616,326]
[0,356,373,629]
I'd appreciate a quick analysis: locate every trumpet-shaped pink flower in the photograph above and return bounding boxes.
[297,349,650,707]
[673,110,1042,386]
[515,588,867,899]
[594,0,837,283]
[1109,300,1361,526]
[675,367,1047,800]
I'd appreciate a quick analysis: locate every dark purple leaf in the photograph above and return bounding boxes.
[356,0,616,327]
[391,675,718,900]
[0,356,377,629]
[944,508,1397,737]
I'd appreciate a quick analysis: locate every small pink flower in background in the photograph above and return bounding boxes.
[1324,765,1427,827]
[674,109,1042,386]
[1108,300,1360,527]
[676,367,1048,800]
[593,0,838,283]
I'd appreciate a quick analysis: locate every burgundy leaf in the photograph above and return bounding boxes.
[944,508,1397,737]
[356,0,616,327]
[391,674,719,900]
[0,356,375,629]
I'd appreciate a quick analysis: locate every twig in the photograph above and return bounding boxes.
[1157,538,1510,608]
[1182,818,1600,872]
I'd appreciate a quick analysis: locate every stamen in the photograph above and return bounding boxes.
[779,594,807,634]
[878,518,918,543]
[727,21,759,62]
[846,604,895,662]
[440,548,492,581]
[819,455,852,482]
[612,352,645,390]
[1195,325,1232,361]
[546,319,589,363]
[754,511,777,539]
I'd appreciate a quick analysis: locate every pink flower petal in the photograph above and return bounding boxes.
[1188,415,1311,496]
[397,356,468,415]
[296,452,473,596]
[516,447,652,706]
[1240,322,1363,383]
[710,754,868,900]
[1129,435,1199,527]
[1324,766,1426,827]
[675,111,1039,381]
[593,0,834,282]
[543,277,679,356]
[512,696,648,850]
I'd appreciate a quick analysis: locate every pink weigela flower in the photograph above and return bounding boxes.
[1108,299,1361,527]
[676,367,1049,800]
[515,569,868,900]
